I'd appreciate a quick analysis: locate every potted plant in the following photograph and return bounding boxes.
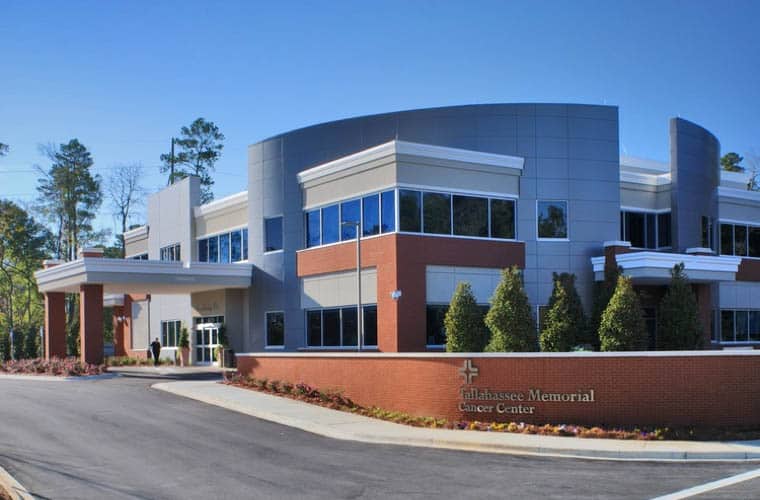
[178,326,190,367]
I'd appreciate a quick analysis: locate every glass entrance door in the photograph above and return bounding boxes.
[195,323,221,365]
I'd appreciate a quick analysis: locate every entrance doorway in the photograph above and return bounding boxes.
[195,321,222,365]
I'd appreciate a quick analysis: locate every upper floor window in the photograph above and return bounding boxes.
[720,223,760,257]
[702,216,714,249]
[160,243,181,261]
[129,253,148,260]
[265,311,285,347]
[198,227,248,263]
[620,210,671,249]
[265,217,283,252]
[305,189,395,248]
[537,201,567,239]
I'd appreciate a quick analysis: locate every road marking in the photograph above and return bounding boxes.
[651,468,760,499]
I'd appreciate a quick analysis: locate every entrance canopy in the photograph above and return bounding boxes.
[35,258,254,295]
[591,251,741,284]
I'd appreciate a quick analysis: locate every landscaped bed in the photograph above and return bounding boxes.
[0,357,107,377]
[105,356,176,367]
[224,373,760,442]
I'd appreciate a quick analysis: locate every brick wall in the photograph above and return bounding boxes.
[237,353,760,427]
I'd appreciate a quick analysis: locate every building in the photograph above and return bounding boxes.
[35,104,760,365]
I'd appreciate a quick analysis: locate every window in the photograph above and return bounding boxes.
[537,201,568,239]
[750,227,760,258]
[399,189,422,232]
[721,224,733,255]
[306,210,321,248]
[362,195,379,237]
[426,305,448,346]
[423,192,451,235]
[453,195,487,237]
[305,306,378,348]
[322,205,339,244]
[160,243,181,261]
[265,312,284,347]
[658,213,672,248]
[620,211,671,249]
[130,253,148,260]
[265,216,283,252]
[719,222,760,257]
[381,190,395,233]
[161,320,181,347]
[735,225,748,256]
[701,216,713,249]
[720,309,760,343]
[198,228,247,263]
[490,199,515,239]
[340,200,360,240]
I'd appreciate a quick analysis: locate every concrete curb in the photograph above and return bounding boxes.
[0,373,119,382]
[152,381,760,463]
[0,464,33,500]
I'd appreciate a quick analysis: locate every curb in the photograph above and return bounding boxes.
[152,382,760,463]
[0,464,33,500]
[0,373,119,382]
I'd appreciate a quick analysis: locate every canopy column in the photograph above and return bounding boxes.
[44,292,67,359]
[80,284,104,365]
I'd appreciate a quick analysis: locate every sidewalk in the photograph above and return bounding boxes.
[153,380,760,462]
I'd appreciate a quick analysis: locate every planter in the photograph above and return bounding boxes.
[179,347,190,367]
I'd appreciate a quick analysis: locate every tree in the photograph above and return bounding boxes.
[656,263,702,350]
[106,163,146,256]
[160,118,225,203]
[745,152,760,191]
[720,152,744,172]
[0,143,8,156]
[444,282,488,352]
[35,139,103,356]
[590,264,621,349]
[0,201,50,348]
[540,272,587,351]
[599,276,648,351]
[485,267,537,352]
[24,325,39,359]
[0,332,9,361]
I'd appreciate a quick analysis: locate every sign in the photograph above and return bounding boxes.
[457,359,595,416]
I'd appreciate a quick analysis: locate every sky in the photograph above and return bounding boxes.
[1,0,759,240]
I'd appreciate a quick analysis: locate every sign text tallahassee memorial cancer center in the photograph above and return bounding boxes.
[457,359,595,416]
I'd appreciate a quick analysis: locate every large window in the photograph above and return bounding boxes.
[423,192,451,234]
[720,309,760,343]
[491,199,515,239]
[160,243,181,261]
[265,311,284,347]
[381,190,395,233]
[161,320,181,347]
[537,201,568,239]
[321,205,340,245]
[305,305,378,347]
[399,189,422,232]
[620,211,671,249]
[198,228,248,263]
[362,195,380,237]
[265,216,283,252]
[306,210,321,247]
[453,195,487,237]
[425,304,488,347]
[130,253,148,260]
[720,223,760,257]
[341,200,360,240]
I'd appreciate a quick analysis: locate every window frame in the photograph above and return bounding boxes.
[196,226,248,263]
[264,311,285,349]
[264,216,284,254]
[536,200,569,241]
[160,319,182,348]
[619,208,672,250]
[303,305,379,349]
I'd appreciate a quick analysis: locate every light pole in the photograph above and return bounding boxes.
[341,220,362,351]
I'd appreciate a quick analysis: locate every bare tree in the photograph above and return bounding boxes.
[745,151,760,191]
[107,163,147,256]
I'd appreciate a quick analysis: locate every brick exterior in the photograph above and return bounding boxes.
[736,258,760,281]
[80,284,104,365]
[44,292,67,359]
[237,354,760,427]
[297,234,525,352]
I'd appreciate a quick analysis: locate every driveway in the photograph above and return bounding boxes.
[0,372,757,499]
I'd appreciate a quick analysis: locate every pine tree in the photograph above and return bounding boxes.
[540,273,587,351]
[445,282,488,352]
[599,276,648,351]
[657,263,702,350]
[485,267,537,352]
[590,264,621,349]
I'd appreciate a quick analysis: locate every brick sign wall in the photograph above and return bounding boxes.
[236,353,760,427]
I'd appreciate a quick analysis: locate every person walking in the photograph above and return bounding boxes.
[150,337,161,367]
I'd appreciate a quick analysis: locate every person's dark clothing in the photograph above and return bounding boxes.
[150,340,161,366]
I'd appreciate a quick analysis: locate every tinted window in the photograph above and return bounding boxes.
[399,190,421,232]
[721,310,734,342]
[208,236,218,263]
[625,212,645,248]
[646,213,656,249]
[453,195,487,237]
[266,312,284,346]
[231,230,242,261]
[735,225,748,256]
[426,305,448,346]
[306,210,320,248]
[323,309,340,346]
[363,306,377,346]
[381,190,395,233]
[658,213,671,247]
[341,200,360,240]
[265,216,283,252]
[341,307,358,346]
[751,311,760,341]
[423,192,451,235]
[322,205,339,244]
[362,195,379,236]
[736,310,749,341]
[491,199,515,239]
[750,227,760,258]
[537,201,567,239]
[219,233,230,263]
[307,311,321,346]
[721,224,733,255]
[198,239,208,262]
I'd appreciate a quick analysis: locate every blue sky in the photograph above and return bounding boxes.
[1,0,759,239]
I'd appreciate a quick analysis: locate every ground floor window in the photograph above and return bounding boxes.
[426,304,488,347]
[161,320,181,347]
[266,311,284,347]
[720,309,760,343]
[306,305,377,347]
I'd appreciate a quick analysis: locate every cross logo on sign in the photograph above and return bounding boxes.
[458,359,479,384]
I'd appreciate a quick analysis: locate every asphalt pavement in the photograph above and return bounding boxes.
[0,372,758,499]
